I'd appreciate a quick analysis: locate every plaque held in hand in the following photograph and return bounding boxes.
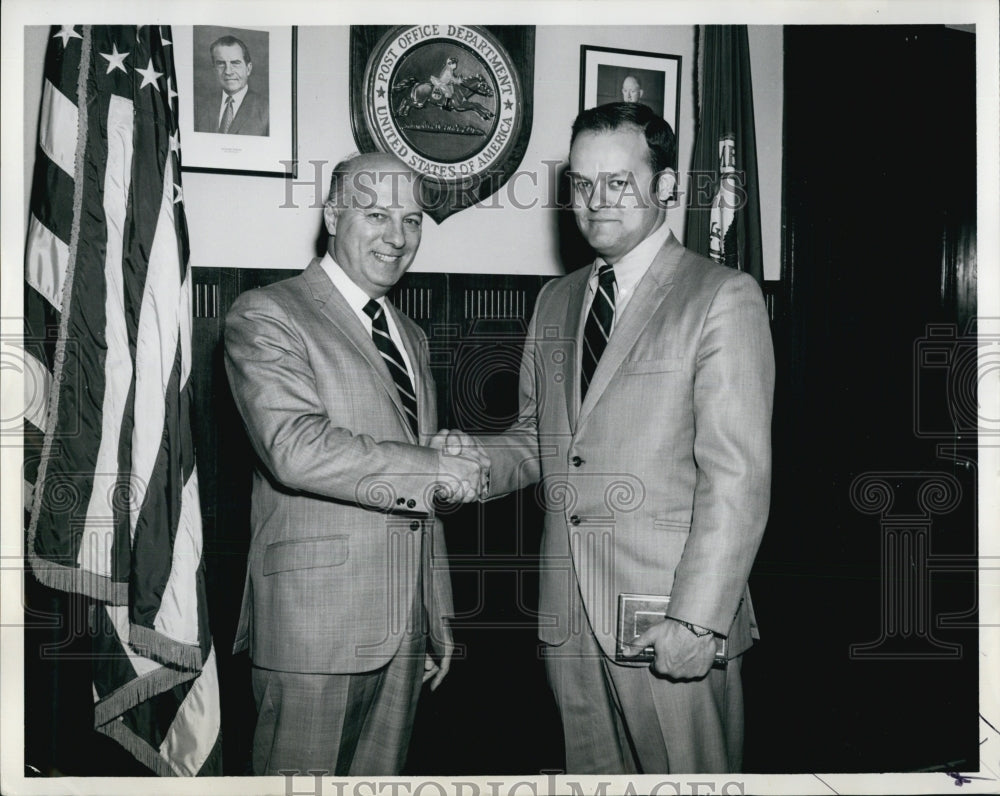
[616,593,728,668]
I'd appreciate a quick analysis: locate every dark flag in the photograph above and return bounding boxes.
[685,25,764,284]
[24,25,221,775]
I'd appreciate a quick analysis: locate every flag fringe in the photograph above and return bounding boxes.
[97,716,175,777]
[26,24,93,584]
[129,622,205,671]
[93,662,198,728]
[26,551,129,603]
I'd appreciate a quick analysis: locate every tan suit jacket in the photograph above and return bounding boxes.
[488,233,774,659]
[225,260,453,674]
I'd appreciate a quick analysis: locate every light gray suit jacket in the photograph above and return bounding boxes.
[224,260,453,674]
[488,233,774,660]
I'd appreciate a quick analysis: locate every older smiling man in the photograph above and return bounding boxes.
[224,152,486,775]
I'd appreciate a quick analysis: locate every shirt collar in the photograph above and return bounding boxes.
[319,252,383,316]
[222,84,249,110]
[589,219,672,289]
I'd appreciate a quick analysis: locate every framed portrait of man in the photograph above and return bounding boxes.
[579,44,681,164]
[174,25,296,176]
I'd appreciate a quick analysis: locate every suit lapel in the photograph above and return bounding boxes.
[576,233,686,424]
[562,274,587,431]
[304,261,414,436]
[228,91,250,134]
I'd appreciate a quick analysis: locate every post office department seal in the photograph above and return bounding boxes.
[358,25,531,222]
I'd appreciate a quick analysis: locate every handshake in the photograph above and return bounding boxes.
[430,429,490,504]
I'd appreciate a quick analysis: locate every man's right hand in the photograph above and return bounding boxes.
[435,451,485,503]
[431,430,490,501]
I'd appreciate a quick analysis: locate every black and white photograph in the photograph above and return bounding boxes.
[173,24,296,175]
[2,3,998,796]
[192,26,271,137]
[580,45,681,132]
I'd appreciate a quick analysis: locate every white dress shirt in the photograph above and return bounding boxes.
[319,253,416,383]
[581,219,673,333]
[576,221,672,404]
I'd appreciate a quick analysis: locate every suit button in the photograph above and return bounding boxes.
[396,497,406,506]
[571,456,583,467]
[406,498,416,509]
[570,515,581,526]
[410,521,421,531]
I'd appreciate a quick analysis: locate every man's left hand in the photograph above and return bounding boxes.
[423,648,451,691]
[622,618,716,680]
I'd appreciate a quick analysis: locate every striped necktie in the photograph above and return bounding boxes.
[581,261,617,401]
[364,299,419,437]
[219,96,234,134]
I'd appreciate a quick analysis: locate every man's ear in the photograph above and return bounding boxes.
[246,61,253,78]
[323,202,339,236]
[655,168,677,205]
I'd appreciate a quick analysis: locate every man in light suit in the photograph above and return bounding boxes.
[224,152,485,775]
[195,35,269,136]
[442,102,774,773]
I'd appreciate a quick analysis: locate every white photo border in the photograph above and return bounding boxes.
[174,25,296,177]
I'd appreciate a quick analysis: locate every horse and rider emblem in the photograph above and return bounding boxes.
[355,25,533,222]
[395,56,496,123]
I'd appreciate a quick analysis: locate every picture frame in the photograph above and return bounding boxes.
[579,44,681,162]
[174,25,297,177]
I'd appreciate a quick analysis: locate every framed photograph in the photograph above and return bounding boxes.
[174,25,296,176]
[579,44,681,152]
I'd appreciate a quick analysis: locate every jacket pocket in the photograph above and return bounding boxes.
[653,518,691,533]
[263,535,349,576]
[621,356,684,375]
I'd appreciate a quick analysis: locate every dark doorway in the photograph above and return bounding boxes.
[743,25,979,773]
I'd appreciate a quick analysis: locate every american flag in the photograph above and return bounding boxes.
[24,25,221,775]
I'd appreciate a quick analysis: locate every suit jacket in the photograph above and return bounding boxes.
[195,87,269,136]
[488,233,774,660]
[224,260,453,674]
